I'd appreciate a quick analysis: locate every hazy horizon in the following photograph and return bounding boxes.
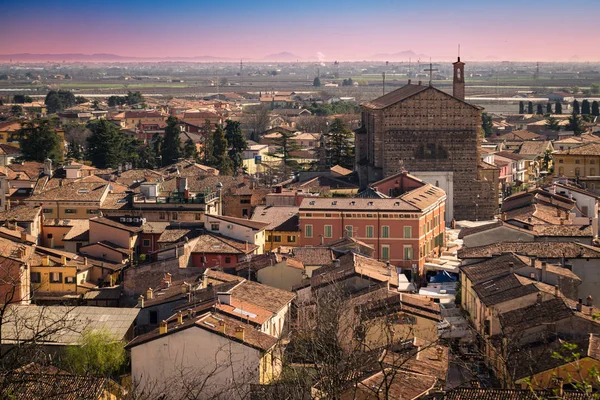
[4,0,600,62]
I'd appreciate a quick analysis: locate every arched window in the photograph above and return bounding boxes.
[591,168,596,176]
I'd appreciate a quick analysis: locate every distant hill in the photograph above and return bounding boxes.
[370,50,429,61]
[0,53,235,62]
[263,52,301,61]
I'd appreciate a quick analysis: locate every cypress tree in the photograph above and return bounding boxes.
[555,102,563,114]
[527,101,534,114]
[519,101,525,114]
[161,116,182,166]
[546,103,552,114]
[592,101,600,116]
[573,100,580,115]
[581,99,591,115]
[536,104,544,115]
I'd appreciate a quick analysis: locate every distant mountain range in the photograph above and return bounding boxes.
[0,53,237,62]
[370,50,429,61]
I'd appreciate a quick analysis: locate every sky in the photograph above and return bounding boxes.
[3,0,599,61]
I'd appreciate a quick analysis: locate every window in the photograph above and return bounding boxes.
[287,235,296,243]
[575,159,580,164]
[325,213,332,217]
[65,276,76,284]
[575,168,581,176]
[592,160,596,165]
[305,225,313,238]
[31,272,41,283]
[42,208,52,214]
[242,209,249,217]
[404,226,412,238]
[159,212,166,220]
[47,233,53,239]
[64,209,76,214]
[266,235,272,241]
[324,225,332,238]
[345,225,353,238]
[273,235,282,242]
[149,310,158,325]
[225,257,231,264]
[305,213,312,217]
[558,159,564,164]
[195,213,202,221]
[86,209,99,215]
[403,246,413,260]
[381,226,389,238]
[240,199,251,204]
[366,226,374,238]
[381,245,390,260]
[591,168,596,176]
[142,239,150,247]
[211,223,219,231]
[172,212,178,220]
[50,272,63,283]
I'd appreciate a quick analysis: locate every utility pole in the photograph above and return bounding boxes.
[382,72,386,95]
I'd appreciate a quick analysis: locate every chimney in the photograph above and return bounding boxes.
[159,320,168,334]
[530,256,537,270]
[508,262,514,274]
[408,79,412,84]
[177,311,183,324]
[436,347,443,361]
[181,282,189,294]
[541,262,547,282]
[137,295,144,308]
[452,57,465,101]
[554,285,560,298]
[217,292,232,305]
[61,255,67,265]
[162,273,172,287]
[418,80,422,86]
[333,259,340,268]
[536,292,543,304]
[146,288,153,300]
[586,295,593,307]
[576,298,583,312]
[20,231,27,242]
[235,326,245,341]
[42,256,50,266]
[83,257,88,266]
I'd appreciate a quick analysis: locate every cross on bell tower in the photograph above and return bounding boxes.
[453,46,465,100]
[422,61,438,86]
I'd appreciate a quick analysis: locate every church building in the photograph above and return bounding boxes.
[356,58,498,222]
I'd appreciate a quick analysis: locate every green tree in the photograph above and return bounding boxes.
[546,103,552,114]
[555,101,563,114]
[545,115,561,131]
[18,119,63,163]
[481,112,493,137]
[536,103,544,115]
[75,96,88,105]
[86,119,127,168]
[212,124,232,174]
[519,101,525,114]
[572,85,580,94]
[269,129,302,173]
[592,101,600,117]
[527,101,534,114]
[200,120,216,166]
[567,113,586,136]
[225,120,247,174]
[183,138,197,160]
[11,105,23,116]
[342,78,354,86]
[44,90,75,114]
[581,99,591,115]
[66,139,82,160]
[313,77,321,87]
[62,330,126,377]
[325,118,354,169]
[13,94,32,103]
[573,100,580,115]
[161,116,182,166]
[125,91,144,106]
[591,83,600,95]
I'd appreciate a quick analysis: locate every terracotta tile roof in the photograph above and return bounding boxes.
[458,221,502,239]
[290,247,333,266]
[141,221,170,234]
[554,142,600,156]
[251,206,299,231]
[208,214,268,230]
[231,280,295,314]
[26,181,109,202]
[157,229,191,243]
[0,205,41,222]
[124,110,163,119]
[90,217,142,233]
[362,83,429,109]
[330,165,353,176]
[496,150,527,161]
[216,298,273,325]
[442,388,587,399]
[60,220,90,242]
[310,252,399,289]
[397,183,446,210]
[192,232,257,254]
[299,197,419,212]
[518,140,553,157]
[495,130,544,141]
[499,297,573,335]
[353,369,437,400]
[472,273,538,306]
[458,241,600,260]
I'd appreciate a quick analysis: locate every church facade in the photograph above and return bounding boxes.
[356,58,498,221]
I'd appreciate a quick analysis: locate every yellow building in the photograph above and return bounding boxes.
[250,206,299,251]
[554,142,600,179]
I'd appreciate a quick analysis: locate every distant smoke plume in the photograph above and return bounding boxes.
[316,52,325,63]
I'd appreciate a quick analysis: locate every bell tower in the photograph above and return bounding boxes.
[452,56,465,101]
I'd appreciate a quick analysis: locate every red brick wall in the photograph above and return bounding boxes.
[190,253,240,269]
